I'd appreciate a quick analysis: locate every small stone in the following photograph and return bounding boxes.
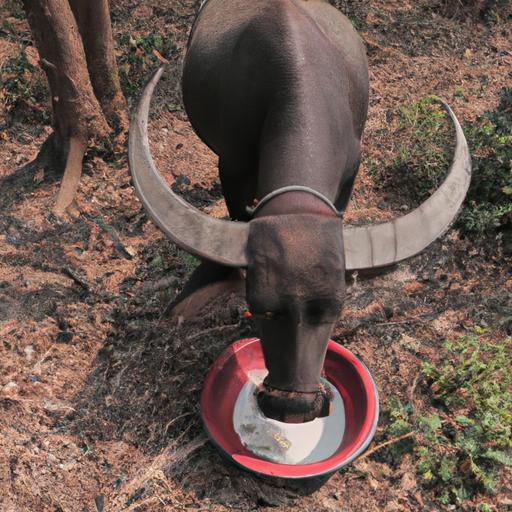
[125,245,137,257]
[368,476,380,490]
[3,381,18,395]
[24,345,35,361]
[61,461,77,471]
[400,472,417,491]
[43,397,74,414]
[95,494,105,512]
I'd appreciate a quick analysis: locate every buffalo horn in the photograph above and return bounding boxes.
[130,69,471,271]
[128,68,250,267]
[343,99,471,270]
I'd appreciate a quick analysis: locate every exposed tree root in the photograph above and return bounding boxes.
[360,431,416,459]
[53,136,88,215]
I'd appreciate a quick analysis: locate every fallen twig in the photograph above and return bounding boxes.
[164,412,193,435]
[111,435,208,510]
[125,497,164,512]
[376,317,427,327]
[360,431,416,459]
[408,373,422,405]
[170,421,194,449]
[183,321,242,343]
[165,435,208,471]
[85,214,134,260]
[63,265,90,291]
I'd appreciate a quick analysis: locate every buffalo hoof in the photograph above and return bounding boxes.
[256,382,333,424]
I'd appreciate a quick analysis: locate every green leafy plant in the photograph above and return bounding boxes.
[376,397,416,463]
[369,89,512,245]
[368,96,451,206]
[375,334,511,506]
[419,335,512,502]
[458,87,512,240]
[116,32,179,98]
[0,47,49,125]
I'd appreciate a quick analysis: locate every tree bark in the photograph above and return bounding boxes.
[70,0,128,133]
[54,136,88,215]
[22,0,110,142]
[21,0,127,213]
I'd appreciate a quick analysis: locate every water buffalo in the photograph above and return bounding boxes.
[129,0,471,423]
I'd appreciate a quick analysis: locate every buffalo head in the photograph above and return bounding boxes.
[247,214,345,422]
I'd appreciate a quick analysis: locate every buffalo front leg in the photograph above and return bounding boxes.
[165,261,244,321]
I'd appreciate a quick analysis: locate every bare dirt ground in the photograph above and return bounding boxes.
[0,0,511,511]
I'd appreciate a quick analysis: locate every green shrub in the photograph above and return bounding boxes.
[116,32,179,98]
[0,47,49,125]
[375,334,511,506]
[420,335,512,502]
[459,88,512,240]
[369,90,512,245]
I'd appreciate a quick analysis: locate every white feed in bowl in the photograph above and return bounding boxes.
[233,369,345,465]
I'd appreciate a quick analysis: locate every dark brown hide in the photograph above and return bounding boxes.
[183,0,368,220]
[246,214,345,421]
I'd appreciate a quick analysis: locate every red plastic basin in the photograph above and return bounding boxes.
[200,338,379,479]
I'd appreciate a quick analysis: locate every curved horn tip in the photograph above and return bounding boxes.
[128,66,250,268]
[150,66,166,83]
[344,98,471,271]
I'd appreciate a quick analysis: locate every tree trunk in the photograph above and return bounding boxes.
[54,136,88,214]
[22,0,110,143]
[70,0,128,133]
[21,0,126,214]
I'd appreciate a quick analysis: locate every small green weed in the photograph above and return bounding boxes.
[368,96,451,205]
[420,335,512,502]
[458,87,512,241]
[179,251,200,274]
[0,47,49,125]
[375,334,511,506]
[370,89,512,245]
[116,32,180,98]
[137,241,199,285]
